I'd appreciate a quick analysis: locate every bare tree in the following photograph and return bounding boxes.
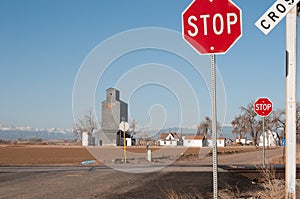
[197,116,221,137]
[197,117,212,136]
[240,102,260,146]
[233,102,300,145]
[73,110,98,141]
[269,103,300,141]
[231,114,247,142]
[129,118,137,136]
[267,110,285,138]
[196,124,201,135]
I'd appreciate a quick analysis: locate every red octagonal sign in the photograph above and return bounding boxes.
[182,0,242,54]
[254,97,273,117]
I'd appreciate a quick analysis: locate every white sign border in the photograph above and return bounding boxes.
[255,0,300,35]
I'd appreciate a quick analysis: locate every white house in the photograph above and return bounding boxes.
[82,132,95,146]
[258,130,280,147]
[158,132,180,146]
[235,137,247,145]
[183,135,207,147]
[225,138,234,146]
[126,138,132,146]
[82,132,89,146]
[207,138,226,147]
[217,138,226,147]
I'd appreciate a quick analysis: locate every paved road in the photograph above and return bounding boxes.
[0,147,283,199]
[0,165,226,199]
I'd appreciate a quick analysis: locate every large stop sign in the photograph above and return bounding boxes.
[254,97,273,117]
[182,0,242,54]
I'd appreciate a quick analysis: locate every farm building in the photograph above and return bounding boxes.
[207,137,227,147]
[182,135,207,147]
[235,137,247,145]
[217,138,226,147]
[116,130,135,146]
[258,130,280,147]
[99,88,128,146]
[158,132,181,146]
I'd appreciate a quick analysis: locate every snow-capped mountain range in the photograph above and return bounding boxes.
[0,124,76,140]
[0,124,73,134]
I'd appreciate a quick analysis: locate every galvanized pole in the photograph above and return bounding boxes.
[285,6,297,199]
[123,121,127,163]
[211,54,218,199]
[262,117,265,167]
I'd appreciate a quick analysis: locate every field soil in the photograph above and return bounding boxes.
[0,145,94,165]
[0,145,267,165]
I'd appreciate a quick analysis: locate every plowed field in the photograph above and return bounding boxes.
[0,145,263,165]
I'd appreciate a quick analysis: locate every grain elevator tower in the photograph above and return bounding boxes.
[99,88,128,145]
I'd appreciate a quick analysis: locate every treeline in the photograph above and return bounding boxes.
[0,138,43,145]
[196,102,300,146]
[231,102,300,145]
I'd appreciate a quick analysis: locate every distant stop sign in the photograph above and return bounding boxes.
[182,0,242,54]
[254,97,273,117]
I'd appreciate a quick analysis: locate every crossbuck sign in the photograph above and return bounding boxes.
[255,0,300,35]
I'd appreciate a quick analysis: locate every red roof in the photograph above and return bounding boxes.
[183,135,205,140]
[159,132,180,140]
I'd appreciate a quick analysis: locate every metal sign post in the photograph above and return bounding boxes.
[211,54,218,199]
[285,6,297,199]
[119,121,129,164]
[253,97,273,167]
[182,1,242,198]
[123,122,127,163]
[262,117,266,167]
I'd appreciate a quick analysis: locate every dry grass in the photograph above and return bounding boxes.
[163,184,247,199]
[256,167,285,199]
[163,167,288,199]
[218,182,241,199]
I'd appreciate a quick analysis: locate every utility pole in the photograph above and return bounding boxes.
[285,6,297,199]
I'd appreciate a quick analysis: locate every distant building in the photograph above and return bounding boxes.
[216,138,226,147]
[82,132,89,146]
[99,88,128,146]
[258,130,280,147]
[235,137,247,145]
[182,135,207,147]
[225,138,234,146]
[116,130,135,146]
[158,132,181,146]
[206,137,227,147]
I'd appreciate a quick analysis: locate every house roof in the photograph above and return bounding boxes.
[159,132,180,140]
[183,135,205,140]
